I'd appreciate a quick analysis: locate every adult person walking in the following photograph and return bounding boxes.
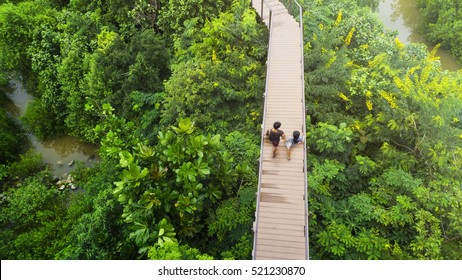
[265,121,286,158]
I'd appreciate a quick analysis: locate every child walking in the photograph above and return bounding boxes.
[286,130,304,160]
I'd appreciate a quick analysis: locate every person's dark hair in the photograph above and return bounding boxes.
[273,121,281,129]
[293,130,300,139]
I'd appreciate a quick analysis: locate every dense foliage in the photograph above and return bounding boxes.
[1,0,461,260]
[0,174,68,259]
[161,2,267,133]
[1,0,262,260]
[417,0,462,63]
[304,0,462,259]
[0,106,24,165]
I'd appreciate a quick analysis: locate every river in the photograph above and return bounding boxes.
[2,80,99,177]
[376,0,461,71]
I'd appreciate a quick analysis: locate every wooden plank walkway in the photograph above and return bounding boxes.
[251,0,308,260]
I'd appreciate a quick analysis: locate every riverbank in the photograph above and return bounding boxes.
[376,0,461,71]
[1,81,99,176]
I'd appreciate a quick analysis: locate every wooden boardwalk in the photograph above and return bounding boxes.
[251,0,308,260]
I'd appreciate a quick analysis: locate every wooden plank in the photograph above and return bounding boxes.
[260,172,305,178]
[254,246,306,259]
[258,210,305,220]
[260,170,304,175]
[255,243,306,256]
[257,238,306,250]
[260,180,305,186]
[260,173,304,179]
[260,179,305,185]
[260,180,305,187]
[261,183,306,191]
[257,220,305,232]
[256,226,305,238]
[258,206,306,216]
[256,243,306,255]
[260,167,304,174]
[261,166,305,173]
[265,100,303,103]
[261,165,305,170]
[258,201,305,211]
[260,184,305,191]
[257,216,305,227]
[260,173,305,180]
[259,196,303,205]
[260,184,305,190]
[256,233,306,244]
[255,251,306,260]
[259,183,305,191]
[260,189,305,197]
[258,190,305,199]
[261,183,306,189]
[260,186,305,195]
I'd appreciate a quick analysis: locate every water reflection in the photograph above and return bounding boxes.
[387,0,420,41]
[38,136,94,158]
[2,80,99,176]
[377,0,461,71]
[29,133,99,176]
[1,86,21,116]
[4,80,34,116]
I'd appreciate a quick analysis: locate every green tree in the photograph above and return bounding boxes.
[417,0,462,62]
[148,240,213,260]
[0,1,57,81]
[64,28,169,141]
[0,175,68,259]
[4,149,45,184]
[161,0,267,134]
[113,118,238,256]
[56,162,127,259]
[157,0,233,38]
[0,107,25,164]
[207,186,256,259]
[22,99,63,140]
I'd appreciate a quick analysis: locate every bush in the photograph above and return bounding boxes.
[0,107,25,164]
[21,99,63,140]
[417,0,462,63]
[7,149,45,180]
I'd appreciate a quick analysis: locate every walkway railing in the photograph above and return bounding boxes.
[252,0,274,259]
[256,0,273,29]
[251,0,308,259]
